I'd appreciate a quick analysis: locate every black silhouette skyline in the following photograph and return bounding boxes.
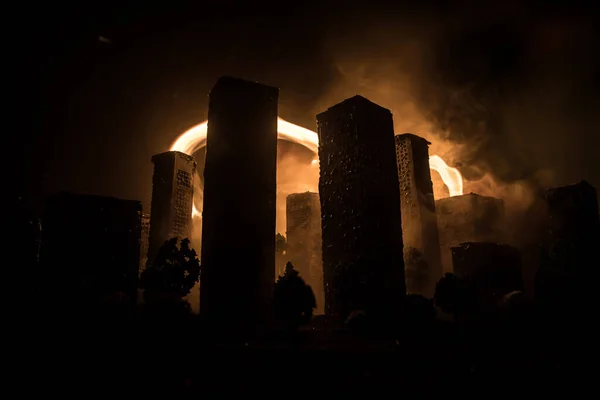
[17,2,600,210]
[14,2,600,395]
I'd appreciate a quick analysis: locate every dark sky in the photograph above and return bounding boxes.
[17,1,599,212]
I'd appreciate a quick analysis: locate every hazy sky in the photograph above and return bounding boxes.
[17,1,599,214]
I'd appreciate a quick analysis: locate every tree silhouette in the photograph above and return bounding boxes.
[140,237,200,304]
[403,293,436,322]
[273,261,316,329]
[434,272,475,316]
[434,273,457,313]
[276,233,287,254]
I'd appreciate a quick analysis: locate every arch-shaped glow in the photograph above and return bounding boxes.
[171,118,319,156]
[171,118,464,217]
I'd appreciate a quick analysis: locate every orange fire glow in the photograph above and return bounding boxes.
[170,118,464,217]
[429,155,463,197]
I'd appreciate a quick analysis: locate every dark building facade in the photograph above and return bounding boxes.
[544,180,599,246]
[148,151,197,264]
[395,133,442,296]
[451,242,524,310]
[286,192,324,314]
[536,181,600,310]
[40,192,142,307]
[436,193,506,273]
[200,77,279,329]
[317,95,405,319]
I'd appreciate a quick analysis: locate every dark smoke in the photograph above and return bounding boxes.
[309,3,598,291]
[23,3,598,245]
[316,4,599,193]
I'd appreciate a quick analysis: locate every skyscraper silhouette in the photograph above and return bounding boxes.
[317,95,405,319]
[200,77,279,330]
[140,212,150,272]
[544,180,599,246]
[395,133,442,296]
[148,151,197,264]
[536,181,599,312]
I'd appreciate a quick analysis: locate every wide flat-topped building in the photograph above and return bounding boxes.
[436,193,506,273]
[395,133,442,296]
[317,95,405,319]
[200,76,279,330]
[41,192,142,306]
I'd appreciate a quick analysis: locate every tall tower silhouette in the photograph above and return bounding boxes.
[395,134,442,296]
[200,77,279,330]
[536,181,600,311]
[148,151,197,264]
[317,95,405,319]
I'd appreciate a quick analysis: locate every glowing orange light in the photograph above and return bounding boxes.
[428,155,463,197]
[170,118,464,217]
[171,118,318,156]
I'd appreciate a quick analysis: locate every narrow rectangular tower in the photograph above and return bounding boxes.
[317,95,405,319]
[140,212,150,273]
[200,77,279,329]
[544,180,599,245]
[148,151,197,264]
[395,134,442,296]
[286,192,324,314]
[536,181,600,309]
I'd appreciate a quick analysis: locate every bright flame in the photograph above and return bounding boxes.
[171,118,464,217]
[192,207,202,219]
[171,118,319,157]
[429,155,464,197]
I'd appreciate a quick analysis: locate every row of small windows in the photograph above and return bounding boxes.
[176,169,192,188]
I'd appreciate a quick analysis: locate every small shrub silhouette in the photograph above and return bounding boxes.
[273,262,316,329]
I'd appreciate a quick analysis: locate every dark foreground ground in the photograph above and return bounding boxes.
[18,311,592,396]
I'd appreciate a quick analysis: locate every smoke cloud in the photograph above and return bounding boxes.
[306,5,598,239]
[181,5,597,298]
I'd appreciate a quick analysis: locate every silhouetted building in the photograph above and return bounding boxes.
[436,193,506,272]
[40,192,142,307]
[140,212,150,272]
[148,151,197,264]
[536,181,600,311]
[545,180,599,245]
[200,76,279,330]
[317,95,405,319]
[395,133,442,296]
[286,192,324,314]
[452,242,523,310]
